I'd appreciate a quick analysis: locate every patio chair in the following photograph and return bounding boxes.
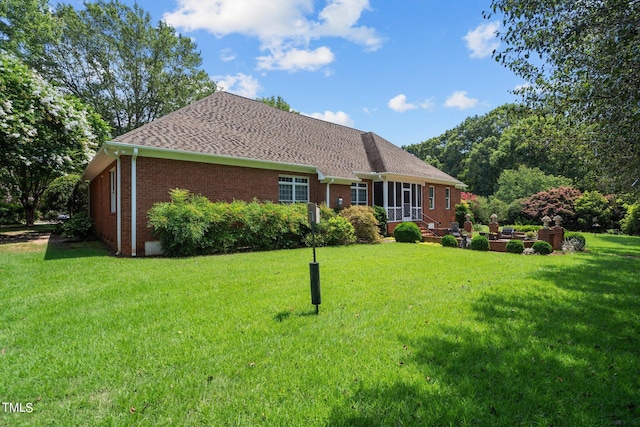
[449,222,461,237]
[500,227,515,239]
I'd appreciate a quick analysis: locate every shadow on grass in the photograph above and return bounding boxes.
[44,236,112,260]
[328,253,640,426]
[590,234,640,257]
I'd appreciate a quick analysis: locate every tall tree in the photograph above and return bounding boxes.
[0,0,59,68]
[0,53,109,225]
[486,0,640,192]
[43,1,215,136]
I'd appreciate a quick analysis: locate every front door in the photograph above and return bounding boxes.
[402,187,412,221]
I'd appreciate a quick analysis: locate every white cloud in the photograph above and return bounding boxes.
[305,110,354,127]
[220,48,236,62]
[463,21,500,59]
[444,91,478,110]
[388,94,435,113]
[214,73,261,98]
[514,83,532,91]
[256,46,335,72]
[163,0,383,72]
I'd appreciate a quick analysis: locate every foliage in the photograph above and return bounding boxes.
[0,0,59,67]
[404,104,590,195]
[621,204,640,236]
[521,187,582,230]
[339,206,381,244]
[148,191,364,257]
[511,225,541,233]
[470,235,490,251]
[0,202,24,225]
[41,174,88,219]
[304,215,356,247]
[486,0,640,192]
[43,1,215,137]
[563,232,587,252]
[441,234,458,248]
[505,239,525,254]
[393,222,422,243]
[494,165,572,204]
[257,95,297,113]
[60,211,93,239]
[532,240,553,255]
[0,53,109,225]
[574,191,611,232]
[455,201,474,225]
[371,205,388,236]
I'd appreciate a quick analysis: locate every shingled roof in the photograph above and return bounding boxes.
[84,91,463,186]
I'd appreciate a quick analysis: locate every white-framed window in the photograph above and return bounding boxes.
[351,182,368,205]
[109,168,116,213]
[279,176,309,204]
[429,186,435,210]
[445,187,451,210]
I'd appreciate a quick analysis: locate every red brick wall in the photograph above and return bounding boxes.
[123,157,321,256]
[423,184,460,227]
[89,161,117,252]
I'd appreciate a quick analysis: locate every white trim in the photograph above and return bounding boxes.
[131,148,138,257]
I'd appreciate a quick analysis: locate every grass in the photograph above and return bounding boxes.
[1,233,639,425]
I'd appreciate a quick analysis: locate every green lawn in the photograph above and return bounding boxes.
[1,234,639,426]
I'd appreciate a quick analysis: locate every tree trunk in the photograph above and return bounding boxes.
[24,204,36,226]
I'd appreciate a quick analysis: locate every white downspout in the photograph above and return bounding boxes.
[116,156,122,255]
[131,148,138,257]
[325,178,335,206]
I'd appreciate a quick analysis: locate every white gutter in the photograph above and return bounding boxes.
[131,148,138,257]
[116,156,122,255]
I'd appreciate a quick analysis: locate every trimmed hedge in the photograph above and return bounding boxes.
[339,206,382,244]
[147,189,364,257]
[533,240,553,255]
[441,234,458,248]
[393,222,422,243]
[470,235,490,251]
[505,239,525,254]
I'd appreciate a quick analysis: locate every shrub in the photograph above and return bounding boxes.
[148,190,311,257]
[441,234,458,248]
[304,216,356,247]
[371,205,388,236]
[61,211,94,239]
[41,174,88,220]
[339,206,381,243]
[505,239,525,254]
[532,240,553,255]
[621,203,640,235]
[455,200,474,225]
[470,235,490,251]
[563,232,586,251]
[393,222,422,243]
[512,225,542,233]
[0,202,24,225]
[574,191,611,231]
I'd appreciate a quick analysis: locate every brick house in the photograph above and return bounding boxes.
[82,92,465,256]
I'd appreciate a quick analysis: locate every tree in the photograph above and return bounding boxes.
[0,53,109,225]
[41,174,88,219]
[574,190,611,231]
[494,165,572,204]
[43,1,215,136]
[258,96,297,113]
[521,187,582,230]
[0,0,59,68]
[487,0,640,192]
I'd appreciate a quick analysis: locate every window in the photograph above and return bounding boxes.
[279,176,309,204]
[351,182,368,205]
[109,168,116,213]
[445,187,451,210]
[428,186,435,210]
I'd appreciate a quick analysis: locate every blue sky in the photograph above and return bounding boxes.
[88,0,526,146]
